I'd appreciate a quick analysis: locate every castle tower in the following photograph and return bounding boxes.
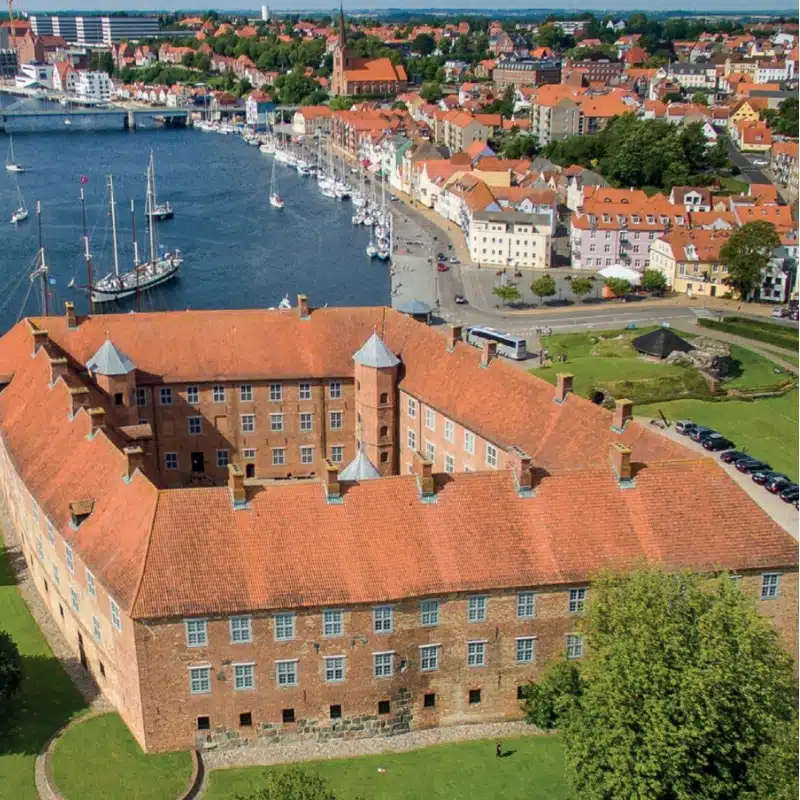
[85,338,138,426]
[352,331,399,477]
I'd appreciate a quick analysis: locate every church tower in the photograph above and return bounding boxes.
[332,2,350,95]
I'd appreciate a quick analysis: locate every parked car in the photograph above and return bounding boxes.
[766,474,795,494]
[779,484,799,503]
[437,263,449,272]
[454,294,468,305]
[752,158,769,167]
[772,307,787,318]
[720,450,748,464]
[675,420,695,435]
[689,426,716,442]
[791,310,799,321]
[702,436,734,452]
[449,257,460,264]
[735,457,772,474]
[752,470,788,486]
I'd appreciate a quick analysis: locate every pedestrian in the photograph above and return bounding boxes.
[496,741,502,758]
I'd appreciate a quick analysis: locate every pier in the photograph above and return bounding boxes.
[0,106,188,133]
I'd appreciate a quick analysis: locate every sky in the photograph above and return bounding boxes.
[16,1,799,12]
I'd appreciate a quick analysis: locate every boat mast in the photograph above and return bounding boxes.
[80,187,94,314]
[35,201,50,316]
[146,161,156,264]
[107,175,120,277]
[149,150,158,208]
[130,198,140,266]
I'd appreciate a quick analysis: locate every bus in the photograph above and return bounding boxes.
[464,326,528,361]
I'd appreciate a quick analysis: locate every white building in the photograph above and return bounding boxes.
[15,63,54,90]
[74,70,112,103]
[261,5,270,21]
[469,210,552,270]
[667,62,718,91]
[755,60,794,83]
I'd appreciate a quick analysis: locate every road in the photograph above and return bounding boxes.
[725,138,771,185]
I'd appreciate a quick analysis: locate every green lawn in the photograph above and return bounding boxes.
[206,735,570,800]
[51,713,192,800]
[0,545,88,800]
[718,176,749,195]
[698,317,799,352]
[724,344,796,391]
[639,390,799,480]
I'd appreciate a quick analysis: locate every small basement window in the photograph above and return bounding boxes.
[197,716,210,731]
[378,700,391,715]
[114,392,124,406]
[99,661,106,678]
[239,712,253,727]
[423,693,436,708]
[517,685,526,700]
[380,452,389,463]
[282,708,295,724]
[330,704,342,720]
[380,392,389,404]
[469,689,481,705]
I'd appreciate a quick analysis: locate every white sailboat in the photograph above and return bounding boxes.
[10,177,28,224]
[5,135,24,172]
[269,158,284,209]
[366,226,378,259]
[146,151,173,220]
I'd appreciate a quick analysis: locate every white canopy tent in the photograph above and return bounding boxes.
[597,264,642,286]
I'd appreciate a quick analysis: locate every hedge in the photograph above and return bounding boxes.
[697,318,798,352]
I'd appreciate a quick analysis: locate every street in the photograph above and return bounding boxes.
[724,137,771,185]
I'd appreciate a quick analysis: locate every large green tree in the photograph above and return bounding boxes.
[720,221,781,300]
[492,284,522,306]
[0,631,23,707]
[412,33,436,56]
[569,276,594,301]
[531,274,557,305]
[419,81,442,103]
[232,768,340,800]
[640,268,668,294]
[522,569,798,800]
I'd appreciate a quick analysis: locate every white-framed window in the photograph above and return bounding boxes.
[159,387,172,406]
[425,407,436,431]
[240,384,253,402]
[189,666,211,694]
[269,383,282,402]
[299,383,311,401]
[516,637,535,663]
[52,563,60,586]
[243,448,256,460]
[165,452,178,470]
[569,587,587,614]
[188,416,202,435]
[407,397,417,418]
[212,384,225,403]
[186,385,200,404]
[424,441,435,462]
[324,655,345,683]
[185,619,208,647]
[407,429,416,451]
[47,520,54,545]
[36,536,44,560]
[374,651,394,678]
[444,454,455,473]
[329,381,343,400]
[241,414,255,433]
[270,413,284,432]
[234,663,255,690]
[272,448,286,466]
[329,411,343,430]
[373,606,393,634]
[486,444,498,468]
[216,450,230,468]
[65,543,75,574]
[323,609,343,637]
[420,644,440,671]
[70,586,80,613]
[92,614,102,642]
[330,445,344,463]
[230,616,252,643]
[761,573,780,600]
[111,599,121,631]
[299,413,313,432]
[421,599,440,626]
[444,419,454,443]
[566,634,584,659]
[467,641,486,667]
[135,387,147,407]
[517,592,536,619]
[274,612,295,641]
[300,446,314,465]
[276,659,298,687]
[467,595,487,623]
[464,430,475,455]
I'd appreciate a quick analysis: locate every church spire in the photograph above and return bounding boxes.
[338,1,346,49]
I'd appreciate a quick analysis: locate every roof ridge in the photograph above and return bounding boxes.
[130,486,164,617]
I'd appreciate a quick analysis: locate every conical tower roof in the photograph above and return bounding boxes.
[339,446,381,482]
[353,332,400,369]
[86,339,136,376]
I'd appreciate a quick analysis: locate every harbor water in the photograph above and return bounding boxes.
[0,98,390,332]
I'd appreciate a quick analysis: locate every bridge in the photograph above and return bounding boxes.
[0,106,188,132]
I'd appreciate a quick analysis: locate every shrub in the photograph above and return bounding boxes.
[697,318,797,352]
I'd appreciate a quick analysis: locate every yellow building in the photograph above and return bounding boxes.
[649,230,732,298]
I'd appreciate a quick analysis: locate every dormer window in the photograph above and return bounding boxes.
[676,216,685,225]
[602,214,610,223]
[632,215,641,223]
[69,500,94,529]
[660,216,669,224]
[646,215,655,224]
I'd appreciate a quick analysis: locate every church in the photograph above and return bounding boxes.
[330,5,408,97]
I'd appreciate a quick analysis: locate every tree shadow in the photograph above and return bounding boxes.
[0,544,27,586]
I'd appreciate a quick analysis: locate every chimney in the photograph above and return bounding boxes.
[609,442,632,482]
[612,399,633,432]
[413,450,435,498]
[123,446,144,481]
[508,445,533,493]
[31,329,49,357]
[68,386,90,418]
[446,324,462,352]
[87,407,105,437]
[65,301,77,330]
[480,340,497,368]
[297,294,309,319]
[48,357,68,386]
[228,463,247,507]
[554,373,573,404]
[324,459,340,500]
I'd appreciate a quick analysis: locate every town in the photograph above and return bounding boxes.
[0,6,797,800]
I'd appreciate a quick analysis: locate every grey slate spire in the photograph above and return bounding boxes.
[352,332,400,369]
[86,339,136,376]
[338,446,381,481]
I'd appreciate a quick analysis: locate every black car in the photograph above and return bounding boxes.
[752,471,788,486]
[735,458,772,474]
[689,426,716,442]
[720,450,748,464]
[779,485,799,503]
[766,474,795,494]
[702,436,734,452]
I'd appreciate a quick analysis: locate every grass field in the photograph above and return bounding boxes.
[698,316,799,352]
[718,176,749,195]
[639,390,799,480]
[0,546,88,800]
[205,735,571,800]
[51,713,192,800]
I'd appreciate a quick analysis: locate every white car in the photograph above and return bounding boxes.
[751,159,769,167]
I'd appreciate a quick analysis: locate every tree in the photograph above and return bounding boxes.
[419,81,442,103]
[524,569,798,800]
[721,221,781,300]
[499,133,539,160]
[691,91,709,105]
[232,767,339,800]
[531,274,557,305]
[328,95,354,111]
[0,631,23,707]
[640,268,668,295]
[181,51,196,68]
[412,33,436,56]
[522,659,581,729]
[492,284,522,306]
[604,277,631,297]
[569,276,594,301]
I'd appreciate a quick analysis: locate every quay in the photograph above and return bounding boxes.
[0,106,188,132]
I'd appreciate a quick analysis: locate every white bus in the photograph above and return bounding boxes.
[464,326,528,360]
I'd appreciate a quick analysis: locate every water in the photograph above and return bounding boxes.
[0,99,389,332]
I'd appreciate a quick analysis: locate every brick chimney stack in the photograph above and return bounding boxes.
[609,442,632,481]
[87,407,106,437]
[68,386,90,418]
[324,459,340,500]
[228,463,247,506]
[297,294,309,319]
[413,450,435,497]
[446,324,462,352]
[48,357,68,386]
[123,446,144,480]
[508,446,533,492]
[480,340,497,368]
[65,301,78,330]
[612,399,633,432]
[554,373,573,404]
[31,329,49,357]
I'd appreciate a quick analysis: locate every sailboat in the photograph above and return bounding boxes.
[5,135,24,172]
[366,226,378,259]
[10,177,28,224]
[269,158,284,209]
[29,202,52,315]
[89,168,182,304]
[146,151,173,220]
